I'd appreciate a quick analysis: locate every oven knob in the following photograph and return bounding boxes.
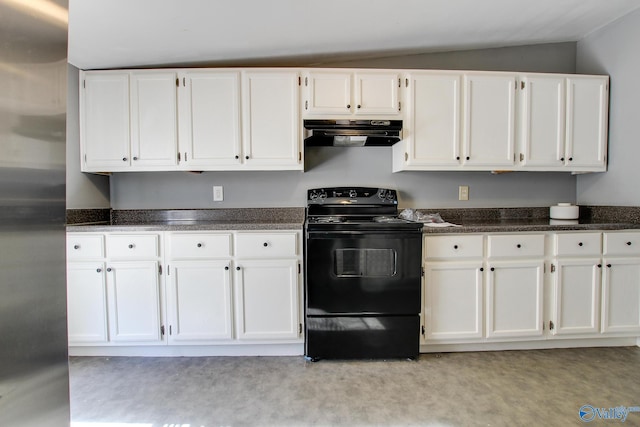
[377,189,386,199]
[310,191,319,201]
[349,190,357,198]
[319,190,327,200]
[386,192,395,201]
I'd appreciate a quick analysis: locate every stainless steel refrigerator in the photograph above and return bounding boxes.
[0,1,70,426]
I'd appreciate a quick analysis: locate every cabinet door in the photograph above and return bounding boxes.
[354,72,399,115]
[519,75,565,167]
[463,73,516,167]
[242,71,302,169]
[601,258,640,334]
[486,261,544,339]
[67,262,108,344]
[551,259,601,336]
[80,71,131,171]
[167,261,233,343]
[424,262,483,341]
[234,259,299,340]
[106,261,162,343]
[178,71,242,168]
[304,71,352,115]
[130,71,178,168]
[405,73,462,166]
[565,76,609,170]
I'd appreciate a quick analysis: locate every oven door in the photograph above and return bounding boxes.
[305,230,422,316]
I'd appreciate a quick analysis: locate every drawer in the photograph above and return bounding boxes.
[235,232,298,258]
[67,234,105,260]
[424,235,483,260]
[106,234,160,258]
[487,234,544,258]
[603,232,640,256]
[169,233,232,259]
[554,233,601,256]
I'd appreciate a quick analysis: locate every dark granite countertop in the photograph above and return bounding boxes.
[66,208,305,232]
[66,206,640,234]
[421,218,640,234]
[418,206,640,234]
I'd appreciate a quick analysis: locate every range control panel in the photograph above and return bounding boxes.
[307,187,398,205]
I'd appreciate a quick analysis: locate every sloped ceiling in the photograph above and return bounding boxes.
[68,0,640,70]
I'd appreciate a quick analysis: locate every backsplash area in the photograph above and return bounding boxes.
[109,147,577,210]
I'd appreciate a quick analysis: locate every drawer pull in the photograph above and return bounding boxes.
[96,268,102,273]
[263,242,269,247]
[236,266,241,271]
[453,245,458,250]
[106,267,112,272]
[627,241,632,246]
[578,242,583,246]
[597,264,602,268]
[225,266,229,271]
[74,244,80,250]
[128,244,134,249]
[197,243,203,248]
[479,267,484,272]
[490,267,495,272]
[516,244,522,249]
[607,264,612,268]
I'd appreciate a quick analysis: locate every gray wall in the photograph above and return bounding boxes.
[576,9,640,206]
[67,42,579,209]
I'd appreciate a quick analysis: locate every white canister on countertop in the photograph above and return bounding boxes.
[550,203,579,220]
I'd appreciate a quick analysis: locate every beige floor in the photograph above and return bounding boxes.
[69,346,640,426]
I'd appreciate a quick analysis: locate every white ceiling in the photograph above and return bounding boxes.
[68,0,640,70]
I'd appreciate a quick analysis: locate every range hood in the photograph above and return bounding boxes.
[304,119,402,147]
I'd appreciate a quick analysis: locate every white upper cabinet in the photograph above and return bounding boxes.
[80,71,131,171]
[177,70,242,168]
[242,70,303,169]
[463,72,516,168]
[81,68,302,172]
[519,75,566,168]
[304,70,351,115]
[81,70,179,172]
[565,76,609,171]
[354,72,400,115]
[399,72,463,168]
[303,69,400,117]
[130,71,179,169]
[518,74,608,172]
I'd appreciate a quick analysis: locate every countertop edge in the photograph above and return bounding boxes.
[422,222,640,234]
[66,223,304,232]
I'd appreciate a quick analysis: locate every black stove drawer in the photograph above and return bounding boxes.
[305,315,420,360]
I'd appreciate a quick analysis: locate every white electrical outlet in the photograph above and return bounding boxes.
[213,186,224,201]
[458,185,469,201]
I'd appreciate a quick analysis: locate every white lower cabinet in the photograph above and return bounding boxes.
[550,258,601,336]
[67,261,108,344]
[601,258,640,334]
[167,260,233,343]
[424,262,483,341]
[68,230,303,353]
[486,260,544,339]
[234,259,299,340]
[107,260,163,343]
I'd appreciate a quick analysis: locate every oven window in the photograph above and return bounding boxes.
[334,248,397,277]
